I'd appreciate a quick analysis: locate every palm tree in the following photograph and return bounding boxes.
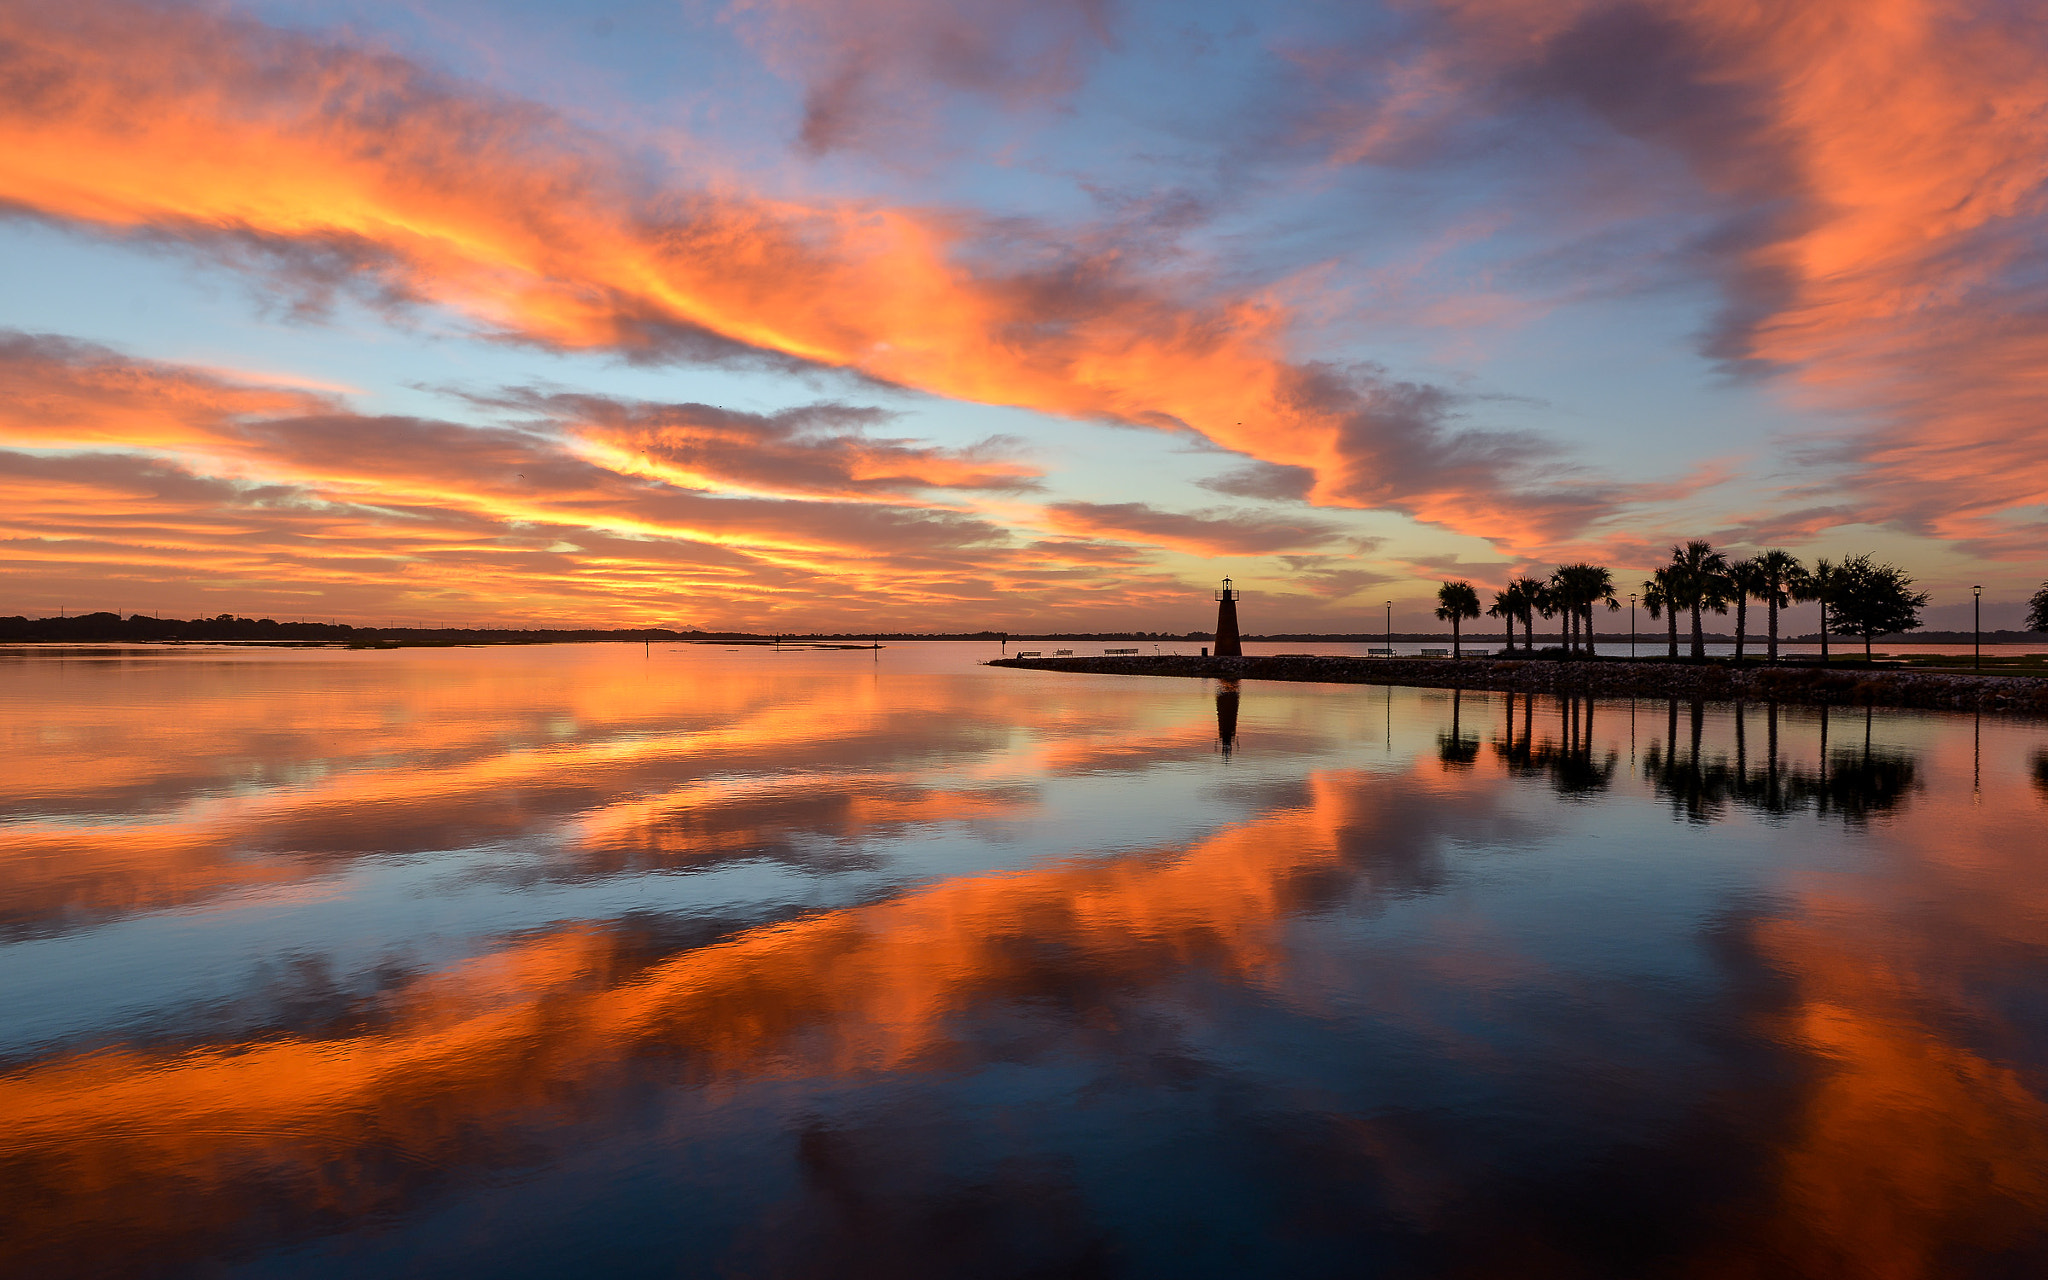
[1488,586,1517,652]
[1546,569,1574,654]
[1555,563,1618,658]
[1436,580,1482,658]
[1750,549,1805,662]
[1666,540,1730,660]
[1798,558,1841,665]
[1726,557,1767,662]
[1528,578,1558,652]
[1512,577,1544,652]
[1638,573,1671,659]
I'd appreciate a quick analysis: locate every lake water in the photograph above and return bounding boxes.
[5,642,2048,1278]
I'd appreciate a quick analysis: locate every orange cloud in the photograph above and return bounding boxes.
[490,390,1043,499]
[1045,499,1349,556]
[1341,0,2048,556]
[0,761,1512,1273]
[0,1,1629,552]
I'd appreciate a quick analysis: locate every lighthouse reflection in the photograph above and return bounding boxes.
[1215,680,1240,757]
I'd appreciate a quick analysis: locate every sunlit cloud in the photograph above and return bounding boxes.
[481,389,1043,499]
[1046,500,1348,557]
[0,0,1633,554]
[1311,0,2048,559]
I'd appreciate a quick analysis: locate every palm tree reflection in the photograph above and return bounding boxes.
[1644,701,1918,825]
[1494,691,1617,795]
[1437,689,1480,767]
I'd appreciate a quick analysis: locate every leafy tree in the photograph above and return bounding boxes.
[1666,540,1731,660]
[1436,580,1482,658]
[2028,583,2048,633]
[1749,549,1805,662]
[1825,554,1929,661]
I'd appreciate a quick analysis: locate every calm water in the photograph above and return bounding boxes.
[5,642,2048,1278]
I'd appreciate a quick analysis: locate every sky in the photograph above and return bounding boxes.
[2,0,2044,633]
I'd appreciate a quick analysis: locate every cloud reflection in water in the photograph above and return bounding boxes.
[2,648,2047,1277]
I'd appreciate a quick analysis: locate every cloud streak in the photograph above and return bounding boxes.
[1317,0,2048,556]
[0,0,1631,551]
[1046,500,1348,557]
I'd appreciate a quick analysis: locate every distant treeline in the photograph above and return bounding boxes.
[0,614,1203,646]
[0,612,696,646]
[9,612,2044,648]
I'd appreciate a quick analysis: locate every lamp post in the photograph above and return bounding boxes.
[1629,593,1637,660]
[1973,585,1983,670]
[1386,600,1392,656]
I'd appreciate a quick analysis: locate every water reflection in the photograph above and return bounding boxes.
[1644,700,1919,825]
[1493,690,1616,795]
[1435,688,1479,767]
[2,648,2046,1276]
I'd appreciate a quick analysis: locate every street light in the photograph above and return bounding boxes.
[1974,585,1983,671]
[1629,593,1637,660]
[1386,600,1392,656]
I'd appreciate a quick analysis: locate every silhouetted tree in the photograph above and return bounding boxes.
[1644,570,1679,658]
[1436,580,1481,658]
[1799,557,1842,664]
[1488,586,1517,652]
[1548,568,1578,654]
[2028,583,2048,633]
[1727,557,1765,661]
[1750,549,1804,663]
[1666,540,1731,660]
[1561,564,1618,658]
[1825,554,1929,661]
[1528,578,1558,652]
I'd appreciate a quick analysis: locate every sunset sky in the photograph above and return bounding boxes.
[4,0,2044,632]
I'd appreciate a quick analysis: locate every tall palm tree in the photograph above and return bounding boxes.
[1666,540,1731,660]
[1644,568,1680,658]
[1512,577,1544,652]
[1555,563,1618,658]
[1799,558,1840,665]
[1488,585,1517,652]
[1727,557,1767,662]
[1436,580,1482,659]
[1750,549,1805,662]
[1547,569,1575,654]
[1527,578,1558,652]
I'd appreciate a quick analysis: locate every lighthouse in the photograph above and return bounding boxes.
[1213,577,1243,657]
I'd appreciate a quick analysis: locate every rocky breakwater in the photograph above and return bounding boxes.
[987,654,2048,714]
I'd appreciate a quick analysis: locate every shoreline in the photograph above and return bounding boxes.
[987,654,2048,714]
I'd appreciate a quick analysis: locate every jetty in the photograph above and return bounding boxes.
[988,653,2048,714]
